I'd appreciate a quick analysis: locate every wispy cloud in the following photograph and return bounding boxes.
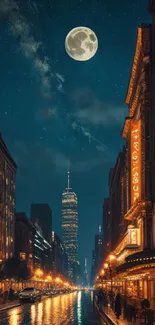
[13,140,113,176]
[70,87,126,127]
[56,73,65,93]
[45,148,69,171]
[35,107,57,121]
[0,0,64,97]
[56,73,65,83]
[71,120,108,152]
[0,0,18,14]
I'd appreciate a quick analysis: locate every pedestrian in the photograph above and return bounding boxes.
[103,290,108,307]
[98,289,103,308]
[8,287,14,301]
[93,290,97,307]
[115,291,122,319]
[109,290,115,310]
[3,290,8,304]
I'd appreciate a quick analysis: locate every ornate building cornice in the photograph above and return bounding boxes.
[122,26,151,138]
[125,28,142,106]
[122,117,131,139]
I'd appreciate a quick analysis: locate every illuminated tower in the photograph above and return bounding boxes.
[62,170,78,279]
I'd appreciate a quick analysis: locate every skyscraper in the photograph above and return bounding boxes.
[51,231,68,278]
[30,203,52,243]
[62,170,78,279]
[91,225,104,282]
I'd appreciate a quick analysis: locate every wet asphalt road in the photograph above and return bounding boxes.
[0,291,106,325]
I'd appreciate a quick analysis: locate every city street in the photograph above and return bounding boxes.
[0,291,106,325]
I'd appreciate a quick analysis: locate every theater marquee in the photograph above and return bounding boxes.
[131,120,141,204]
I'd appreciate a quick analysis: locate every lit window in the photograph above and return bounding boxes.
[20,252,26,260]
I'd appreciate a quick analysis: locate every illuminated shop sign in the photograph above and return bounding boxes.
[131,120,141,204]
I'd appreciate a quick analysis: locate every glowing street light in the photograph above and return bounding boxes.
[46,275,52,282]
[104,263,109,269]
[100,269,105,276]
[64,282,69,287]
[35,268,43,278]
[109,254,116,261]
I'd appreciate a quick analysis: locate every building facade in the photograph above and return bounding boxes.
[91,250,96,285]
[30,203,52,243]
[14,212,33,273]
[91,226,104,283]
[102,198,111,260]
[33,222,52,273]
[51,231,68,278]
[62,170,78,279]
[99,24,155,304]
[148,1,155,204]
[0,134,17,263]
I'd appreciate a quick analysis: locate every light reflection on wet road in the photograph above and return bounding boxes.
[0,292,106,325]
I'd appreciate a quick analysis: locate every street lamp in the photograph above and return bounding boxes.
[104,255,116,292]
[35,268,43,279]
[100,269,105,288]
[46,275,52,282]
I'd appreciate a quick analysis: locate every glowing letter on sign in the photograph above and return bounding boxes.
[131,120,141,204]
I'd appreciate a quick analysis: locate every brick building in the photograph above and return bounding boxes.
[0,134,16,263]
[14,212,33,273]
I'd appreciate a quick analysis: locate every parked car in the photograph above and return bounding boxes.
[19,287,42,303]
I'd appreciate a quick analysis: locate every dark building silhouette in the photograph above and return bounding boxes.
[14,212,33,273]
[102,198,111,260]
[51,231,68,278]
[0,134,17,263]
[91,226,104,283]
[15,212,52,273]
[30,203,52,243]
[109,147,128,251]
[95,226,104,271]
[102,147,129,259]
[90,250,96,285]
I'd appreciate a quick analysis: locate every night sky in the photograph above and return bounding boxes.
[0,0,151,273]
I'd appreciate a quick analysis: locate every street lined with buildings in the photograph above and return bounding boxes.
[0,1,155,324]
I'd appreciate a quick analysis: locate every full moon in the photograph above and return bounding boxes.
[65,26,98,61]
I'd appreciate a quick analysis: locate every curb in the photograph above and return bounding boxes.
[96,304,116,325]
[0,303,21,313]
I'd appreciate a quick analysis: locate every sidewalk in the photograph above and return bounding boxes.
[98,304,155,325]
[100,305,133,325]
[0,300,21,313]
